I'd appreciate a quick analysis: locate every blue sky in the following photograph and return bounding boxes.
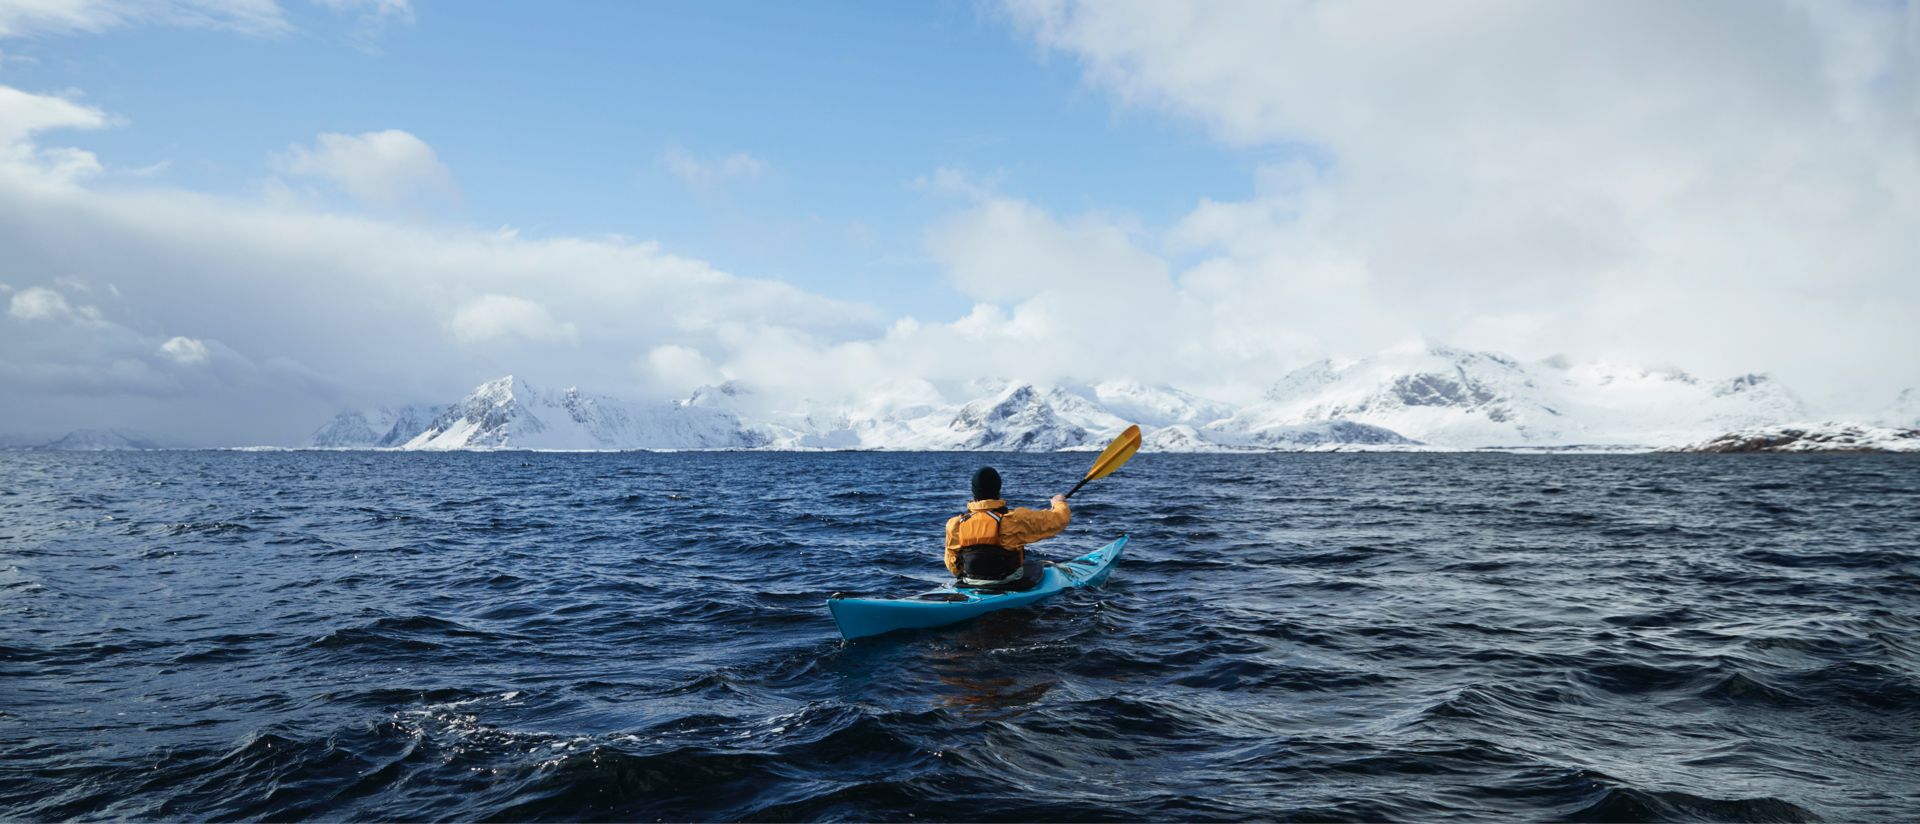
[2,1,1262,318]
[2,0,1916,443]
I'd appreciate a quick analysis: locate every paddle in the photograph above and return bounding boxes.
[1064,424,1142,500]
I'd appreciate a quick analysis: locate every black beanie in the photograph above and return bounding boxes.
[970,466,1002,501]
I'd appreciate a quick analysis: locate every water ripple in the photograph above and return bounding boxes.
[1,450,1918,820]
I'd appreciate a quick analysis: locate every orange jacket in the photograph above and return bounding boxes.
[943,497,1071,576]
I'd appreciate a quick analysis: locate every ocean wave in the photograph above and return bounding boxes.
[4,450,1918,820]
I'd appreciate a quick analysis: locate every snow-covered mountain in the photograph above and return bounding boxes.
[1880,388,1920,429]
[1665,422,1920,453]
[398,376,765,450]
[672,378,1218,451]
[1239,347,1558,444]
[947,384,1099,451]
[665,377,1412,451]
[675,379,918,449]
[40,429,166,451]
[303,346,1833,451]
[1166,420,1417,451]
[1084,380,1237,429]
[1215,344,1806,448]
[309,405,443,448]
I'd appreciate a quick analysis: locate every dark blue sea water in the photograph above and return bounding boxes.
[3,451,1918,822]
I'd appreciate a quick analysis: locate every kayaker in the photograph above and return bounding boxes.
[945,466,1071,588]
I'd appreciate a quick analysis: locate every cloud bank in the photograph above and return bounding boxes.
[995,0,1920,402]
[4,0,1918,443]
[0,84,881,443]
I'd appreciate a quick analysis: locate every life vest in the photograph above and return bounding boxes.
[954,509,1024,582]
[954,509,1008,550]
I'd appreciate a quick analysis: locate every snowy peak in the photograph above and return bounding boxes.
[467,374,538,406]
[407,376,541,449]
[1703,373,1804,422]
[1879,388,1920,428]
[683,382,744,409]
[1710,373,1804,417]
[1233,344,1812,447]
[1088,380,1235,428]
[301,347,1835,451]
[949,383,1095,451]
[1244,345,1561,445]
[1667,422,1920,453]
[1714,373,1770,396]
[934,379,1408,452]
[42,429,165,451]
[309,410,382,447]
[397,375,761,450]
[309,404,443,448]
[1265,347,1539,414]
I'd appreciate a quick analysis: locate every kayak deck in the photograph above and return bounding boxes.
[827,535,1127,641]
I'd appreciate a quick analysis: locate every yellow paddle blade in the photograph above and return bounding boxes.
[1084,424,1142,482]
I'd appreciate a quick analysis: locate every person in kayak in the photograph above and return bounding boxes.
[946,466,1071,588]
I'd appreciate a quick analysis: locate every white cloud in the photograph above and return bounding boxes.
[0,0,412,52]
[915,166,999,200]
[311,0,410,23]
[274,129,458,210]
[0,83,882,442]
[0,84,112,182]
[644,344,720,392]
[310,0,411,21]
[928,196,1169,304]
[0,0,289,39]
[7,285,99,322]
[661,146,767,187]
[992,0,1920,408]
[158,335,209,364]
[8,285,68,320]
[7,0,1920,444]
[446,294,577,345]
[311,0,413,52]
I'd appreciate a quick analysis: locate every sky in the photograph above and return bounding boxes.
[1,0,1916,445]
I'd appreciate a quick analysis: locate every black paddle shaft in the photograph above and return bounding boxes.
[1064,476,1092,500]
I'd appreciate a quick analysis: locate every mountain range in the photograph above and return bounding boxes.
[1663,423,1920,453]
[0,429,169,451]
[297,345,1909,452]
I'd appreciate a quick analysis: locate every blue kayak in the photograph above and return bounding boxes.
[827,535,1128,640]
